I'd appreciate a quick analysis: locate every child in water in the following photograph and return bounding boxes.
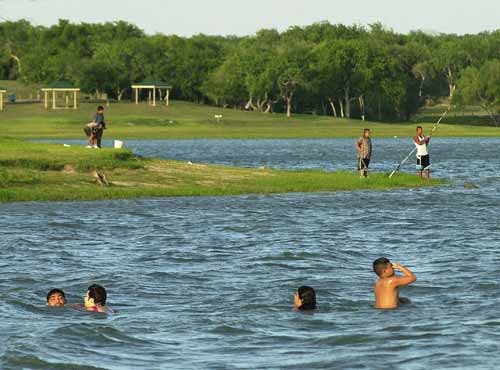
[373,258,416,309]
[84,284,111,313]
[294,286,317,310]
[46,288,66,307]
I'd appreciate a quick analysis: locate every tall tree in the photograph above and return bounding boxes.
[455,60,500,126]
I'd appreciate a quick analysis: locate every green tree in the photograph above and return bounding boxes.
[455,60,500,126]
[201,53,246,106]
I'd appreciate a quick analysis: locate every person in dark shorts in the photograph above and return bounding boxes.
[84,124,93,147]
[85,106,106,149]
[356,128,372,178]
[414,126,431,180]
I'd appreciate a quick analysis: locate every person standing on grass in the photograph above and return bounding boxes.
[414,126,431,181]
[356,128,372,178]
[86,105,106,149]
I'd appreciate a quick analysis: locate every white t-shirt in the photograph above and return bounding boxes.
[414,135,428,156]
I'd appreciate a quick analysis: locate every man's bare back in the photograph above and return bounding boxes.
[372,259,417,309]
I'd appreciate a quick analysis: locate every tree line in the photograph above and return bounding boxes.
[1,19,500,123]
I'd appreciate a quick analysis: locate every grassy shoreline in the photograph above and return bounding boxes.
[0,101,498,140]
[0,138,444,203]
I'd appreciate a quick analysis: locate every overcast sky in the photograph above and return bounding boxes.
[1,0,499,36]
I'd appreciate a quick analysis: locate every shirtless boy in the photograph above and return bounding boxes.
[373,258,417,309]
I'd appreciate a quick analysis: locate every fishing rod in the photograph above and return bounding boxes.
[388,109,449,179]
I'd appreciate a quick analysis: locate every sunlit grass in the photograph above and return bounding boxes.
[0,138,445,203]
[0,101,498,140]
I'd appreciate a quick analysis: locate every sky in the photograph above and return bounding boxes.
[0,0,499,36]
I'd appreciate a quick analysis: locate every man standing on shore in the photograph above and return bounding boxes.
[356,128,372,178]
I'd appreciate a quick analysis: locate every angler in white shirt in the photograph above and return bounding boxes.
[414,126,431,180]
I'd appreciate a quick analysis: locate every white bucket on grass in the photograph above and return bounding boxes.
[114,140,124,149]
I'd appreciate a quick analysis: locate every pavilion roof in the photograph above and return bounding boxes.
[42,80,80,90]
[132,79,171,88]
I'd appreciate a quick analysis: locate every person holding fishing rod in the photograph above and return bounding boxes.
[414,126,431,180]
[389,110,448,179]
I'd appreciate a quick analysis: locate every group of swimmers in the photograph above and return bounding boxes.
[46,284,112,313]
[297,257,417,311]
[49,257,412,314]
[356,126,432,180]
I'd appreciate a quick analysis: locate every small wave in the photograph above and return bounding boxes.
[209,325,255,335]
[52,324,151,346]
[2,354,107,370]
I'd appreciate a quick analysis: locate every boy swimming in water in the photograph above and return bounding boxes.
[373,258,416,309]
[84,284,111,313]
[47,288,66,307]
[294,286,317,310]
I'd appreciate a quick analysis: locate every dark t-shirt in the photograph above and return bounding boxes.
[94,112,105,125]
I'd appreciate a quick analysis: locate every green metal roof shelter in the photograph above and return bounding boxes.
[0,87,6,111]
[41,80,80,110]
[131,80,171,107]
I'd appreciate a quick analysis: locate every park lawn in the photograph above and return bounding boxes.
[0,138,444,203]
[0,101,499,140]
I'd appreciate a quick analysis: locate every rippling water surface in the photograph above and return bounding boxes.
[1,138,500,369]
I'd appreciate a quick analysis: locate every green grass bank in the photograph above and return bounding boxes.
[0,138,444,203]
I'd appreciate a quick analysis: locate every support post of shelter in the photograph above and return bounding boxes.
[132,82,172,107]
[42,84,80,110]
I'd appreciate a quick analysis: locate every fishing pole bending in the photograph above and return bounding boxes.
[388,109,449,179]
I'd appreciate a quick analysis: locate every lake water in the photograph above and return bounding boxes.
[1,138,499,369]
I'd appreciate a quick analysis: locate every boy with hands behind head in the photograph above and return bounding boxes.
[373,258,416,309]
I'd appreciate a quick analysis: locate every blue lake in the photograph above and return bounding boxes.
[1,138,499,369]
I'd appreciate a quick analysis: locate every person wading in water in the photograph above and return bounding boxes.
[356,128,372,178]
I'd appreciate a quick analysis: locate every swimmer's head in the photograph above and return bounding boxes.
[47,288,66,307]
[294,286,316,310]
[373,257,394,277]
[85,284,107,308]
